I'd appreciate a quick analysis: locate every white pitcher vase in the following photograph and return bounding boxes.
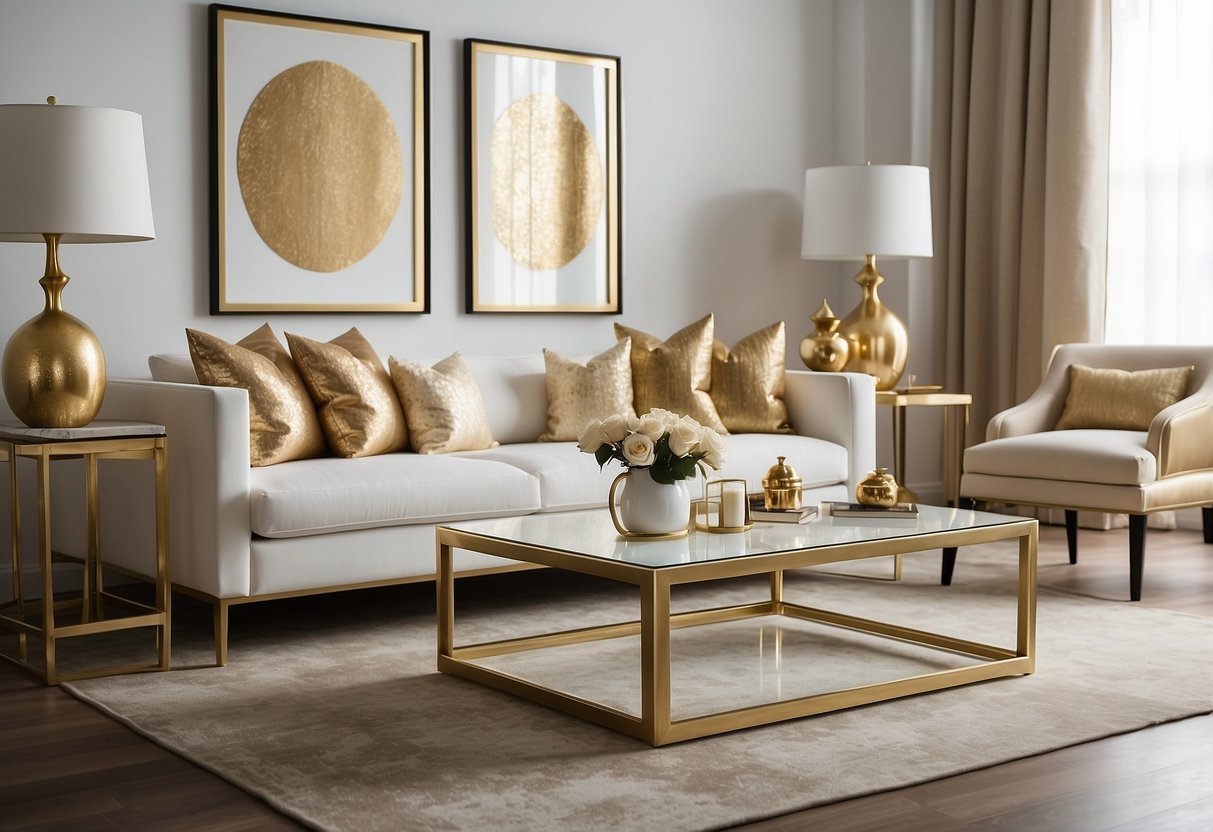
[607,469,692,538]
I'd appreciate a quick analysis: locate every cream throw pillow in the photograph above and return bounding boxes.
[286,328,408,458]
[186,324,327,467]
[540,339,637,442]
[1055,364,1193,431]
[389,353,498,453]
[614,314,727,433]
[711,321,792,434]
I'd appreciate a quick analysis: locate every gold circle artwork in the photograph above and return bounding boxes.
[491,93,604,271]
[237,60,403,273]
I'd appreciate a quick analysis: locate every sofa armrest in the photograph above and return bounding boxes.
[99,379,253,599]
[1150,390,1213,478]
[784,370,876,493]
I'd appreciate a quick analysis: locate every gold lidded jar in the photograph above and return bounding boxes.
[855,467,898,507]
[762,456,803,511]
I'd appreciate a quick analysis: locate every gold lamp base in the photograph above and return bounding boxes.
[1,234,106,428]
[839,255,908,391]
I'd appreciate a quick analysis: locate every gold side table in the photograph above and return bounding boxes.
[875,390,972,506]
[0,420,170,684]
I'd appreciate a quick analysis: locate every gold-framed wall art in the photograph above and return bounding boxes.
[465,39,621,313]
[209,4,429,313]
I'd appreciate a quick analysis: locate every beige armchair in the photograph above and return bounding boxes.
[946,343,1213,600]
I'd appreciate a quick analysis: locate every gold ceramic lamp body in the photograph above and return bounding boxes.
[839,256,909,390]
[2,236,105,427]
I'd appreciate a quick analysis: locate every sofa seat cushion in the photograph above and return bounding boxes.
[716,434,849,493]
[964,429,1156,486]
[249,454,540,538]
[455,442,620,511]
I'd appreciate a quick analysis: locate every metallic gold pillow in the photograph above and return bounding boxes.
[1055,364,1194,430]
[388,353,498,454]
[711,321,792,434]
[186,324,327,466]
[614,314,727,433]
[286,328,408,458]
[539,339,637,442]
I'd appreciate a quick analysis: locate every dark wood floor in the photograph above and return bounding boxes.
[2,523,1211,831]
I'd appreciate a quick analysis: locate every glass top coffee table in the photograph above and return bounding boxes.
[437,505,1037,746]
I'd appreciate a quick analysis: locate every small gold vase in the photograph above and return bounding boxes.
[800,299,850,372]
[855,467,898,507]
[762,456,803,510]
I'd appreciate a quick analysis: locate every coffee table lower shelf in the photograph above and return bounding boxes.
[437,514,1037,747]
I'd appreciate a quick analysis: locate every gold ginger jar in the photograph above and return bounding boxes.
[801,299,850,372]
[855,467,898,507]
[762,456,803,510]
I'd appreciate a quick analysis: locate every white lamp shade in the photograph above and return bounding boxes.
[0,103,155,243]
[801,164,931,260]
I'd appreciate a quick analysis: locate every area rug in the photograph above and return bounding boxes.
[62,542,1213,832]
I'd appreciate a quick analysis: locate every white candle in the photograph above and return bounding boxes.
[722,488,745,527]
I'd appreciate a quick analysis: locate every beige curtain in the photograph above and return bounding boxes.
[931,0,1111,445]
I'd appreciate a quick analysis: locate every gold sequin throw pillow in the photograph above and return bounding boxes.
[711,321,792,433]
[388,353,498,453]
[286,328,408,458]
[614,314,727,433]
[1055,364,1194,430]
[540,339,637,442]
[186,324,327,466]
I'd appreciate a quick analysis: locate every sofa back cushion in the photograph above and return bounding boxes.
[459,354,548,444]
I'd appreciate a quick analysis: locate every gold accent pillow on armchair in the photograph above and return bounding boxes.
[711,321,792,433]
[614,314,727,433]
[1055,364,1194,430]
[186,324,327,466]
[286,328,408,458]
[540,339,637,442]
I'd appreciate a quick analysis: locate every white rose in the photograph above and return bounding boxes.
[601,413,630,444]
[629,412,667,441]
[667,415,703,457]
[576,418,611,454]
[697,429,727,470]
[646,408,679,432]
[621,432,656,466]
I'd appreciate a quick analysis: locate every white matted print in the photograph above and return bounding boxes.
[210,4,429,312]
[465,39,621,313]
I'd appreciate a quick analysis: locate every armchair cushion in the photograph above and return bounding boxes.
[1055,364,1193,431]
[964,429,1156,486]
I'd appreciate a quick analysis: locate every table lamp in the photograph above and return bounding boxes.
[0,98,155,428]
[800,163,932,390]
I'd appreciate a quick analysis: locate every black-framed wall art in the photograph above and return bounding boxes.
[209,4,430,313]
[465,39,621,313]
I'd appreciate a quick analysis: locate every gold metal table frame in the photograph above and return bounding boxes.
[1,423,170,684]
[437,510,1037,747]
[876,390,972,506]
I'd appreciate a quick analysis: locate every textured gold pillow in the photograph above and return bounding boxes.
[614,314,727,433]
[286,328,408,458]
[1055,364,1194,430]
[186,324,327,466]
[539,339,637,442]
[388,353,498,453]
[711,321,792,433]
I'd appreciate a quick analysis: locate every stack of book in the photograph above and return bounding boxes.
[747,494,819,524]
[823,501,919,519]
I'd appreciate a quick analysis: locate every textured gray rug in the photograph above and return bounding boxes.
[62,543,1213,832]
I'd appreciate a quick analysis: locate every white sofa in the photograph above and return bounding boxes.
[82,354,875,664]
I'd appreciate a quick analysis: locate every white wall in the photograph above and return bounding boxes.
[0,0,840,408]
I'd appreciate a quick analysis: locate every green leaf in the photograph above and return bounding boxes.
[650,465,676,485]
[672,456,698,480]
[595,444,614,469]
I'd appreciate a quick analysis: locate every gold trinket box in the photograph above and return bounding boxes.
[762,456,803,511]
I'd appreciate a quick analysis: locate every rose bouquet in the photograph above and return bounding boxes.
[577,408,726,484]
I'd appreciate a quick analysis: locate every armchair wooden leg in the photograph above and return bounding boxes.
[1065,510,1078,564]
[1203,507,1213,544]
[940,498,975,585]
[1129,514,1146,602]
